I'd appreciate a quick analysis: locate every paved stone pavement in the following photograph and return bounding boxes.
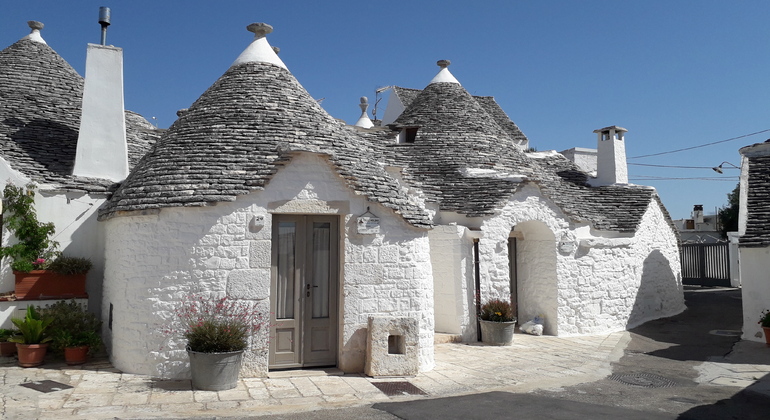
[1,331,769,419]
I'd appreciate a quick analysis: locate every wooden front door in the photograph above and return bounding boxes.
[269,215,339,369]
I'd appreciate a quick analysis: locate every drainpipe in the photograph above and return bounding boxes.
[473,238,481,342]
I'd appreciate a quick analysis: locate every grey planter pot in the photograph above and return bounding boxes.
[479,320,516,346]
[187,349,244,391]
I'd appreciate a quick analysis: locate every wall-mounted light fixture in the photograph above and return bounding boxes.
[712,161,740,174]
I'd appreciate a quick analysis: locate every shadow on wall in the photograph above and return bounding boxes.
[627,249,681,329]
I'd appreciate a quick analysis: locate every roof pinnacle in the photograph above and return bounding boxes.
[247,23,273,38]
[23,20,47,44]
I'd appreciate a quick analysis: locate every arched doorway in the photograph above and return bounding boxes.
[510,221,558,335]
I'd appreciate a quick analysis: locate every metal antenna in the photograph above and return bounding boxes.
[98,7,111,45]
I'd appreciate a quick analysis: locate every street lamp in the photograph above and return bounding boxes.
[712,161,740,174]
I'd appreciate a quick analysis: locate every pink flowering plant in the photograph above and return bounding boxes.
[172,295,266,353]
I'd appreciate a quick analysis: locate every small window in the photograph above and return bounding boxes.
[403,127,418,143]
[685,220,695,230]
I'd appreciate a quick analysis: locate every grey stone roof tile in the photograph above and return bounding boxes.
[98,62,432,228]
[0,38,160,193]
[385,81,661,233]
[740,154,770,247]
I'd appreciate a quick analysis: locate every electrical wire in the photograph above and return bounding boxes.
[630,176,738,181]
[628,163,731,169]
[629,128,770,159]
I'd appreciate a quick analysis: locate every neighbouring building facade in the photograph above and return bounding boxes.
[1,20,685,379]
[736,141,770,342]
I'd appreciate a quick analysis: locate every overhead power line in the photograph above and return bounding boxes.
[631,176,738,181]
[628,163,727,169]
[629,128,770,159]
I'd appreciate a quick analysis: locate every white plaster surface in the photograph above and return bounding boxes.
[0,187,106,318]
[592,129,628,186]
[73,44,128,182]
[429,225,476,341]
[102,153,434,379]
[381,90,405,126]
[739,247,770,342]
[232,36,287,69]
[22,29,46,44]
[429,67,460,85]
[477,183,684,337]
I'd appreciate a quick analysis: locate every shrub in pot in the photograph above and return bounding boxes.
[479,298,517,346]
[9,306,53,367]
[42,300,102,365]
[169,295,266,390]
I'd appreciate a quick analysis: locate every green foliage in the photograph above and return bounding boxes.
[47,256,93,275]
[40,300,102,353]
[9,306,53,344]
[479,298,516,323]
[760,309,770,328]
[0,328,19,342]
[0,184,59,272]
[718,183,740,238]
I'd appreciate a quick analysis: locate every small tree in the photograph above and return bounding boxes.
[0,184,59,272]
[718,183,740,238]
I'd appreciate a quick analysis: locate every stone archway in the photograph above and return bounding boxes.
[512,221,559,335]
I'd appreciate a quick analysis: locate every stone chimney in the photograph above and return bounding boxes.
[73,9,128,181]
[590,126,628,186]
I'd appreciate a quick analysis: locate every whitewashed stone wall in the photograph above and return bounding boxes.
[476,183,684,336]
[103,153,434,378]
[0,172,107,319]
[739,247,770,342]
[429,225,476,341]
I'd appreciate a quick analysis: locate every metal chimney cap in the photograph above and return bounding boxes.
[437,59,451,68]
[247,22,273,37]
[27,21,44,31]
[99,7,111,26]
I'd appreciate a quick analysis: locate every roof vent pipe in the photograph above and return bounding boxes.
[98,7,111,45]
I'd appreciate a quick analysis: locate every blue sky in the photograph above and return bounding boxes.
[2,1,767,220]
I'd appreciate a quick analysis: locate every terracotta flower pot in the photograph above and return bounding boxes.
[14,270,87,300]
[16,343,48,367]
[763,327,770,346]
[0,341,17,357]
[64,346,89,365]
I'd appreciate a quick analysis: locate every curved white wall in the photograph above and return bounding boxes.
[102,153,434,378]
[477,183,684,336]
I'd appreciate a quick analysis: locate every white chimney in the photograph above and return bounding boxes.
[590,126,628,186]
[692,204,704,224]
[73,10,128,182]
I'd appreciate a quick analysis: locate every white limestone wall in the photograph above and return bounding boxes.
[739,247,770,342]
[429,225,476,341]
[0,172,106,318]
[479,183,684,336]
[102,153,433,378]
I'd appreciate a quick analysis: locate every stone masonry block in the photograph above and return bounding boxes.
[365,316,419,377]
[227,269,270,300]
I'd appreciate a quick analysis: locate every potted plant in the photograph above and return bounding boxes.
[8,306,53,367]
[478,298,517,346]
[0,328,20,357]
[0,184,92,300]
[43,300,102,365]
[759,309,770,346]
[171,295,265,390]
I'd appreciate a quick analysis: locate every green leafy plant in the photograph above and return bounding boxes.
[0,328,20,342]
[9,306,53,344]
[479,298,516,323]
[169,295,266,353]
[0,184,59,272]
[759,309,770,328]
[41,300,102,353]
[47,256,93,275]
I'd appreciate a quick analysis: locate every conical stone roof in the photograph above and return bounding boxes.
[99,26,431,227]
[385,65,665,232]
[0,28,159,192]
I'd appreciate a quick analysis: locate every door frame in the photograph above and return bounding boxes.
[268,214,340,370]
